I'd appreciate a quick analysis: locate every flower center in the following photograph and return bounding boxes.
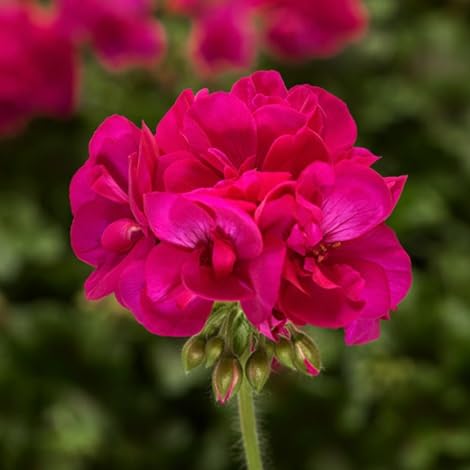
[310,242,341,264]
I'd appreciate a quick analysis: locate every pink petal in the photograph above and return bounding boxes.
[156,89,196,154]
[263,127,330,177]
[100,218,142,253]
[280,279,362,328]
[281,258,391,328]
[321,161,393,242]
[385,175,407,210]
[90,164,129,204]
[145,243,193,303]
[212,234,237,278]
[344,318,381,345]
[183,91,257,169]
[89,114,141,190]
[118,260,212,337]
[69,163,95,215]
[70,198,132,265]
[128,124,158,225]
[241,236,286,325]
[231,70,288,109]
[255,182,297,238]
[253,104,306,163]
[163,157,220,192]
[182,253,254,301]
[189,194,263,259]
[332,225,412,308]
[308,86,357,156]
[338,146,380,166]
[85,237,152,300]
[144,192,214,248]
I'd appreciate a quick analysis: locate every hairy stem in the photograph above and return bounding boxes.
[238,380,263,470]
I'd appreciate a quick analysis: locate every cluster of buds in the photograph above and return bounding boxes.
[181,304,322,404]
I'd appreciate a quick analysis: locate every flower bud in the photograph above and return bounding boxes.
[181,336,206,373]
[205,336,225,368]
[245,349,271,393]
[212,356,243,405]
[292,333,321,376]
[274,337,296,370]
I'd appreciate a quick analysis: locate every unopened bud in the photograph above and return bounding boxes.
[246,349,271,393]
[205,336,224,368]
[212,356,243,405]
[274,337,296,370]
[293,333,321,376]
[181,336,206,373]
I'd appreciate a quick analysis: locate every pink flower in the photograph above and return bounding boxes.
[167,0,367,73]
[255,0,368,59]
[57,0,166,69]
[71,70,411,344]
[189,2,256,74]
[0,3,77,136]
[256,161,411,344]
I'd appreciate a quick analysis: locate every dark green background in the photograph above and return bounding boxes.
[1,1,470,468]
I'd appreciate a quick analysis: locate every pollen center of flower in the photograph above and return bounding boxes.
[310,242,341,263]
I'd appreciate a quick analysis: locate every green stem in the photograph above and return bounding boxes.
[238,379,263,470]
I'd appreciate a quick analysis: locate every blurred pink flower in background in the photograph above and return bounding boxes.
[70,71,411,344]
[0,3,77,135]
[56,0,166,69]
[0,0,166,137]
[168,0,368,73]
[255,0,368,59]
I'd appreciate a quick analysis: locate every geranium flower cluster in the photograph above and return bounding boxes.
[168,0,368,73]
[70,70,412,345]
[0,0,164,136]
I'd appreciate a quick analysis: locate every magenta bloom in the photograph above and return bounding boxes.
[57,0,166,69]
[70,70,411,344]
[0,4,77,136]
[167,0,367,73]
[256,0,368,59]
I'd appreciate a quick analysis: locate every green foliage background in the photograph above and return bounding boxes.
[1,1,470,468]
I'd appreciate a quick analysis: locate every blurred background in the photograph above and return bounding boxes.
[1,0,470,469]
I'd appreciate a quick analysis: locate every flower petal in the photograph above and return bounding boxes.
[231,70,288,109]
[241,236,286,325]
[183,91,257,170]
[253,104,306,163]
[144,192,214,248]
[344,318,381,345]
[321,161,393,242]
[263,127,329,177]
[118,260,212,337]
[182,253,254,301]
[332,224,412,308]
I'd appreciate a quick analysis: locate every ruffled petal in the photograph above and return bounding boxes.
[144,192,214,248]
[321,161,393,242]
[241,236,286,325]
[263,127,329,177]
[183,91,257,170]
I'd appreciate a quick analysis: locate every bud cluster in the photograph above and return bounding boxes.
[181,303,322,405]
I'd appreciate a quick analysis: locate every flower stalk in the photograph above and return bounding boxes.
[238,379,264,470]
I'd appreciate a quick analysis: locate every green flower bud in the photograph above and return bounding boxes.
[205,336,225,368]
[181,336,206,373]
[292,333,321,376]
[245,349,271,393]
[212,356,243,405]
[274,337,296,370]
